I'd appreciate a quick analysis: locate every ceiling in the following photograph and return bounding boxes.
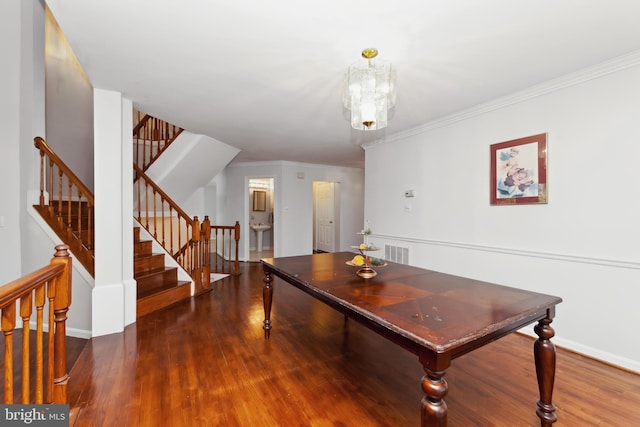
[46,1,640,169]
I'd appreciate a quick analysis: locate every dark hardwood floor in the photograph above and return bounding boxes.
[67,261,639,426]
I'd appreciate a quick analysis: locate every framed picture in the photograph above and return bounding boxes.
[490,133,547,205]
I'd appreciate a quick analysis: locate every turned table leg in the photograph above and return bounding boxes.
[262,270,273,339]
[534,311,558,426]
[420,367,449,426]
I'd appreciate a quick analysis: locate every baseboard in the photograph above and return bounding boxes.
[518,328,639,374]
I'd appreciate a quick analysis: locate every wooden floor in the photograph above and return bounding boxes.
[67,261,639,426]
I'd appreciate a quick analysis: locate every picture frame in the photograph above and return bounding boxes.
[253,190,266,211]
[490,133,547,205]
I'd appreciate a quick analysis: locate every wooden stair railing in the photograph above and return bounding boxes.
[133,110,183,174]
[207,220,241,276]
[0,244,72,405]
[134,163,205,290]
[34,137,94,276]
[34,133,239,293]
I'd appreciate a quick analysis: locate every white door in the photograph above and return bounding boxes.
[314,181,335,252]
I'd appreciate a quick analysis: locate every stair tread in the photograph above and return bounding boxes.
[134,266,176,280]
[137,280,191,300]
[134,252,164,260]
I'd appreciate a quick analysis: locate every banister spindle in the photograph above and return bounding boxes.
[66,179,72,230]
[178,216,182,262]
[77,191,83,239]
[169,205,174,255]
[2,301,16,403]
[38,149,45,207]
[152,188,157,239]
[45,280,56,403]
[161,197,166,247]
[48,159,54,211]
[214,228,220,272]
[191,216,200,284]
[20,293,33,403]
[144,181,150,232]
[137,174,142,222]
[57,168,63,223]
[35,285,45,403]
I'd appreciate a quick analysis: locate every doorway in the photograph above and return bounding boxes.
[248,177,275,262]
[313,181,338,253]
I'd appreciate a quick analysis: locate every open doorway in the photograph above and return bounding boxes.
[313,181,339,253]
[248,177,275,261]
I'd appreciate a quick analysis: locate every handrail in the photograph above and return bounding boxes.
[0,244,72,405]
[34,137,93,207]
[131,113,151,136]
[133,111,183,173]
[33,137,94,275]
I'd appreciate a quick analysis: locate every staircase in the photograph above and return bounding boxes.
[134,226,191,318]
[33,136,199,319]
[33,112,242,320]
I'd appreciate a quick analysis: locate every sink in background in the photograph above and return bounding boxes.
[250,224,272,231]
[250,224,271,251]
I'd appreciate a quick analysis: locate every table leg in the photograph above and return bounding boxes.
[262,270,273,339]
[420,368,448,427]
[534,312,558,426]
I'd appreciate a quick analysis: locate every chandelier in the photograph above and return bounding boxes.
[343,48,396,131]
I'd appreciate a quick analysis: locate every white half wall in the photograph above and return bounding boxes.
[364,58,640,372]
[146,131,240,206]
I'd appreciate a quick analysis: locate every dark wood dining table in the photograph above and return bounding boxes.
[261,252,562,426]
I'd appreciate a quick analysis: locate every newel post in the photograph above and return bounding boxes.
[191,216,202,291]
[51,244,72,404]
[34,137,46,207]
[201,216,211,292]
[234,221,241,275]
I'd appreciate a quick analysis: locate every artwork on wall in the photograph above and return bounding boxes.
[490,133,547,205]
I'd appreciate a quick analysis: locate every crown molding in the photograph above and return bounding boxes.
[363,50,640,151]
[229,159,363,171]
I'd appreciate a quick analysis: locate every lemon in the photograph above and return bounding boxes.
[352,255,365,266]
[359,243,368,250]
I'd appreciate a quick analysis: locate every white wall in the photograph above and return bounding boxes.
[44,6,94,191]
[219,161,364,260]
[365,59,640,372]
[0,0,24,285]
[1,0,92,337]
[146,131,240,207]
